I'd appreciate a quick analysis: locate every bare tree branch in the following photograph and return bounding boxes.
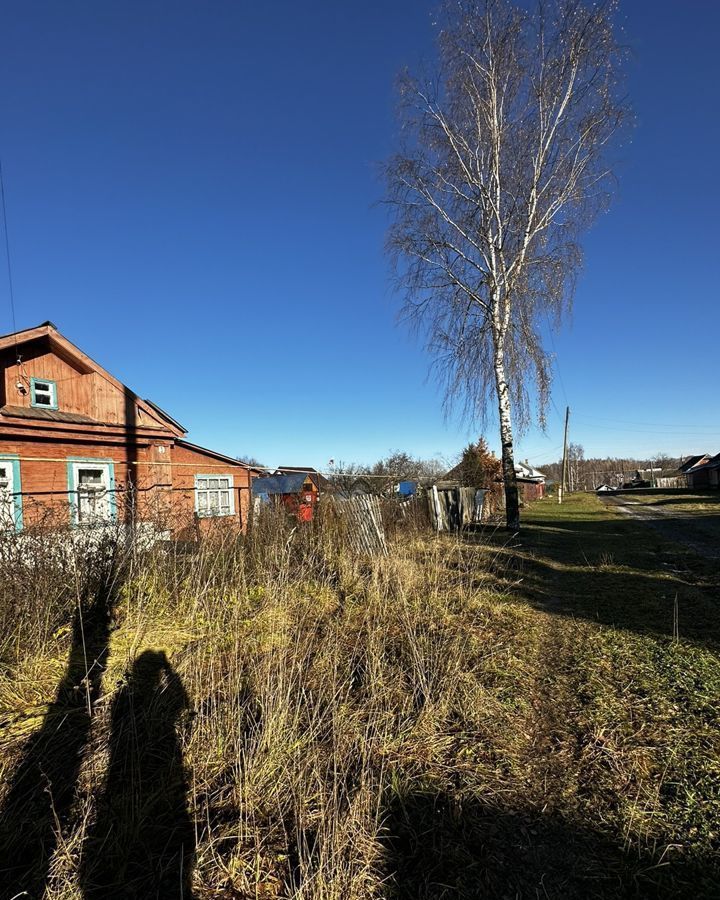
[384,0,628,528]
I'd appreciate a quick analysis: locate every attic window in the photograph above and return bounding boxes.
[31,378,58,409]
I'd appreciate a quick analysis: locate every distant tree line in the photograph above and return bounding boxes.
[236,455,265,468]
[327,451,448,496]
[328,440,508,500]
[540,447,682,491]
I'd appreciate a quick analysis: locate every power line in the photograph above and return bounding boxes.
[570,420,720,437]
[572,413,720,432]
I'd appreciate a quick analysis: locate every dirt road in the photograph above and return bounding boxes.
[601,493,720,560]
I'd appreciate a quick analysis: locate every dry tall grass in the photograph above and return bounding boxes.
[0,501,718,898]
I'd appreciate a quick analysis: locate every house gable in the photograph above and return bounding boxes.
[0,323,184,435]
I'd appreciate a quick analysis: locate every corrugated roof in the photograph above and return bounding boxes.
[252,473,310,496]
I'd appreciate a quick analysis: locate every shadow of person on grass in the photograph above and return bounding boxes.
[80,649,195,899]
[0,571,116,899]
[382,789,719,899]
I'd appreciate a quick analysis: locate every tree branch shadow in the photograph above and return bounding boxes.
[382,789,719,899]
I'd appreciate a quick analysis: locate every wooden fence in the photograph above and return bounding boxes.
[428,486,486,532]
[656,477,685,489]
[331,495,388,556]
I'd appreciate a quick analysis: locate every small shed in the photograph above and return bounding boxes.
[252,472,318,521]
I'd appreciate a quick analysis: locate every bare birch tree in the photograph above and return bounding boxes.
[384,0,627,527]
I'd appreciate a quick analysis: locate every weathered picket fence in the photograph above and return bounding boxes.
[331,495,388,556]
[428,486,486,532]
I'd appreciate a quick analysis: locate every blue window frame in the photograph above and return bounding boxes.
[0,454,23,532]
[67,458,117,526]
[30,377,58,410]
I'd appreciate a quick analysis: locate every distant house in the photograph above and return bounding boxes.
[252,472,319,521]
[0,322,259,534]
[677,455,710,474]
[273,466,332,492]
[683,453,720,489]
[440,455,545,505]
[515,460,546,502]
[678,454,712,488]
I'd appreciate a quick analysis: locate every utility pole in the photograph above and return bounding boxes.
[558,405,570,504]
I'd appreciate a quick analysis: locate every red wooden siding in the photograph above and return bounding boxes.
[0,323,254,534]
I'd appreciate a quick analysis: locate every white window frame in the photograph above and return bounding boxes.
[68,459,116,526]
[31,377,58,409]
[194,474,235,518]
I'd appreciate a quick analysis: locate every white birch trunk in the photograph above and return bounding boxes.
[494,352,520,530]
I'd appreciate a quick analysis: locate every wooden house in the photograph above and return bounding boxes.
[677,454,711,488]
[683,453,720,489]
[0,322,257,534]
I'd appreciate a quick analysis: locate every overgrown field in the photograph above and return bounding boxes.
[0,495,719,899]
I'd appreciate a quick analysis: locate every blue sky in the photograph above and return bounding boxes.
[0,1,717,470]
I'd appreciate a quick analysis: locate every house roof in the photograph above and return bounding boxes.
[442,462,464,481]
[253,473,311,495]
[0,319,59,342]
[677,454,710,473]
[176,439,259,470]
[144,399,187,435]
[515,461,546,481]
[686,452,720,473]
[274,466,332,490]
[0,322,186,436]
